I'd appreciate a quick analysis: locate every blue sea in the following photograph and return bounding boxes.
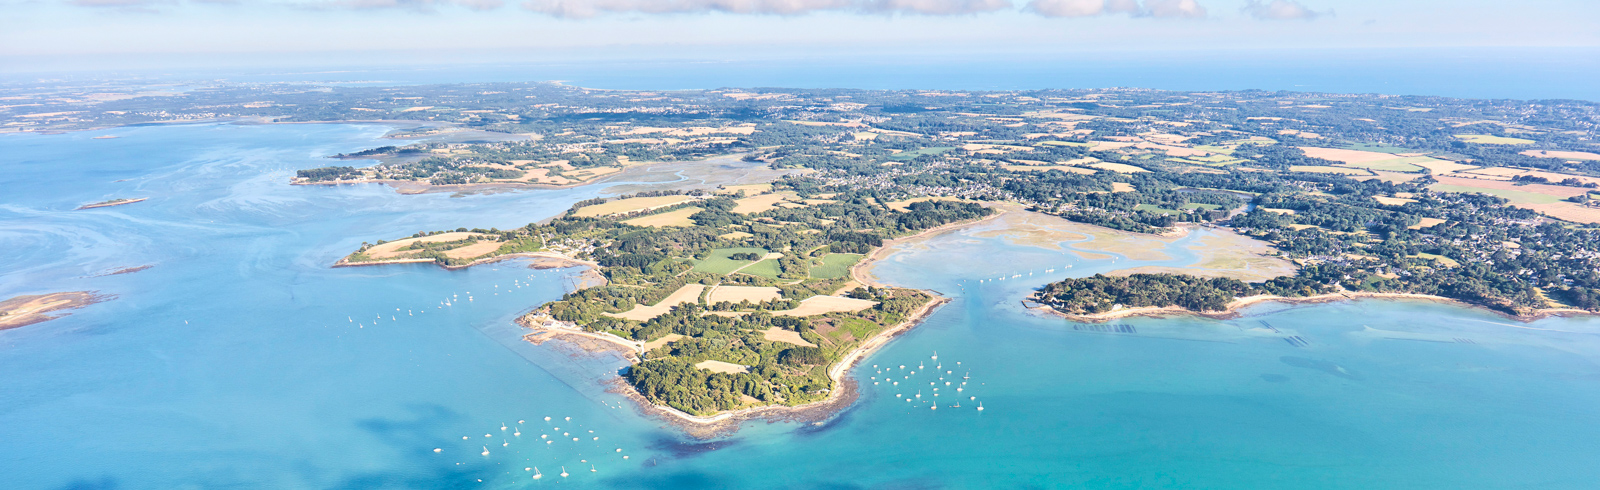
[6,122,1600,489]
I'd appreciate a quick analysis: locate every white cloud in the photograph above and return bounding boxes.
[519,0,1015,16]
[1025,0,1200,19]
[1142,0,1201,18]
[1025,0,1136,18]
[1240,0,1321,20]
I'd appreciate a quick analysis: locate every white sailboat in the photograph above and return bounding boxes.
[560,467,569,478]
[532,467,542,480]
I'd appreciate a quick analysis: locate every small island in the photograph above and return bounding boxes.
[76,198,146,210]
[0,292,108,331]
[339,182,992,431]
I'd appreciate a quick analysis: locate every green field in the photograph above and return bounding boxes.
[691,247,767,274]
[740,258,784,279]
[1344,157,1429,173]
[887,146,956,161]
[1038,141,1091,147]
[1456,134,1535,145]
[810,253,863,279]
[1134,203,1184,214]
[1342,143,1420,154]
[1180,203,1224,210]
[1430,184,1563,204]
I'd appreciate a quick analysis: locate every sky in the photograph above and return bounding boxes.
[2,0,1598,73]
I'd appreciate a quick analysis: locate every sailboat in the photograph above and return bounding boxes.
[931,351,938,360]
[977,402,984,411]
[532,467,542,480]
[560,467,569,477]
[590,464,597,473]
[481,446,490,456]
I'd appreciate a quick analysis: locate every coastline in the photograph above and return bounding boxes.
[1030,291,1597,323]
[292,178,595,195]
[850,207,1010,288]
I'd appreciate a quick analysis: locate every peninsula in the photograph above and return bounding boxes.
[339,183,990,423]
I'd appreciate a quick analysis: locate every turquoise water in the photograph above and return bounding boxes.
[5,123,1600,488]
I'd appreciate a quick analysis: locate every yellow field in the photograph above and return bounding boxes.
[1299,147,1396,163]
[716,183,773,195]
[1111,182,1135,192]
[719,231,754,240]
[772,296,879,317]
[1409,217,1447,229]
[1373,196,1417,205]
[642,333,683,351]
[1522,150,1600,161]
[573,195,697,217]
[1456,134,1534,145]
[1088,162,1149,173]
[694,360,749,374]
[365,232,479,259]
[707,285,782,304]
[1262,208,1296,215]
[1004,165,1096,174]
[731,193,794,214]
[1430,176,1600,223]
[1290,165,1368,175]
[442,240,504,259]
[602,284,706,322]
[622,207,701,228]
[1413,159,1479,174]
[762,327,816,347]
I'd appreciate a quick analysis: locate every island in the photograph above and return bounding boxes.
[76,198,145,210]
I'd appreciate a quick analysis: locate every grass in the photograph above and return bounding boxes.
[691,247,768,274]
[740,258,783,279]
[1430,184,1564,204]
[887,147,956,161]
[1290,165,1369,175]
[1413,253,1460,268]
[810,253,863,279]
[1181,203,1223,210]
[1089,162,1151,174]
[1342,143,1419,154]
[1037,141,1091,147]
[1134,203,1184,214]
[1456,134,1535,145]
[1344,158,1428,173]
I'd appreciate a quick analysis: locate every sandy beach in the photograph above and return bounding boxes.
[1031,291,1596,323]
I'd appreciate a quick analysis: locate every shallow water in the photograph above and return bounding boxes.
[4,123,1600,489]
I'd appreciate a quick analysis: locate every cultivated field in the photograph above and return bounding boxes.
[1456,134,1534,145]
[692,248,768,274]
[772,296,880,317]
[1430,176,1600,223]
[731,193,793,214]
[707,285,782,304]
[762,327,816,347]
[1290,165,1369,175]
[739,258,783,279]
[602,284,706,322]
[1522,150,1600,161]
[623,207,701,227]
[572,195,697,217]
[694,360,749,374]
[1299,147,1397,163]
[442,240,505,259]
[1089,162,1150,173]
[810,253,863,279]
[364,232,480,259]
